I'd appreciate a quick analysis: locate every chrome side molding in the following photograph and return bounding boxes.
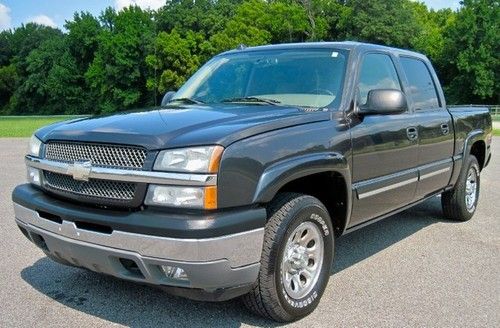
[419,167,450,180]
[356,163,452,200]
[357,177,418,200]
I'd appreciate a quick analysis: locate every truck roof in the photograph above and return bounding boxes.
[221,41,427,60]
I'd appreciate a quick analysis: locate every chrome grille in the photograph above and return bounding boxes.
[44,171,136,201]
[45,142,147,169]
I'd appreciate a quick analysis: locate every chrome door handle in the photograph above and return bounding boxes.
[441,123,450,135]
[406,127,418,141]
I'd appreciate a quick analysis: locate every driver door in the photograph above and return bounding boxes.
[348,52,419,227]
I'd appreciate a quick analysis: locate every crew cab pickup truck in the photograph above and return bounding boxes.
[12,42,492,322]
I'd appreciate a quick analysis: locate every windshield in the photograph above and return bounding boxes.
[172,48,348,109]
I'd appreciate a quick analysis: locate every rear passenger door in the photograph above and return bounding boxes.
[398,57,454,199]
[349,53,419,227]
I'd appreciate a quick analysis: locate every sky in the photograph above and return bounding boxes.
[0,0,462,31]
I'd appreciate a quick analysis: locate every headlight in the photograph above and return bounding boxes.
[154,146,224,173]
[145,185,217,209]
[28,135,42,157]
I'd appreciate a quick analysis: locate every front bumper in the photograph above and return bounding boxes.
[13,185,266,300]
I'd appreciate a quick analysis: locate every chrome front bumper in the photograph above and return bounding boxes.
[14,203,263,291]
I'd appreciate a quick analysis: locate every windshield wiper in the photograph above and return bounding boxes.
[168,97,204,105]
[221,96,281,106]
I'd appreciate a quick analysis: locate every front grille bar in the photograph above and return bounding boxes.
[45,142,147,169]
[26,156,217,186]
[44,171,136,200]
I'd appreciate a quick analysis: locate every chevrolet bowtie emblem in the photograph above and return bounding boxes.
[67,161,92,181]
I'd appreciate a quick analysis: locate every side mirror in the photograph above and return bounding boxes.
[161,91,176,106]
[358,89,407,115]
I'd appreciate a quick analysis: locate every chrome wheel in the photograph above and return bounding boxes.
[465,166,478,212]
[281,221,324,300]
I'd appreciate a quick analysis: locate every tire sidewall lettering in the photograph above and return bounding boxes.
[281,289,318,308]
[310,213,329,237]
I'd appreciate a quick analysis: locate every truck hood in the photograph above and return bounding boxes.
[36,104,330,150]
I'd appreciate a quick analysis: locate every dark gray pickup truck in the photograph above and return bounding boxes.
[12,42,492,322]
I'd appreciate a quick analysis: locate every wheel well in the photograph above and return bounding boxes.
[273,171,348,236]
[470,140,486,170]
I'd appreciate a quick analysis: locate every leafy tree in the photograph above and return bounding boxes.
[341,0,420,48]
[62,12,103,113]
[409,2,454,61]
[0,31,13,66]
[156,0,240,37]
[0,31,15,113]
[1,24,63,114]
[10,35,83,114]
[442,0,499,104]
[0,0,498,115]
[210,0,272,52]
[266,1,316,42]
[210,0,312,52]
[65,12,102,72]
[0,64,17,112]
[85,6,155,113]
[7,23,63,73]
[146,29,208,96]
[295,0,330,41]
[315,0,352,41]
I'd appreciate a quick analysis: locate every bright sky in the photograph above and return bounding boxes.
[0,0,462,31]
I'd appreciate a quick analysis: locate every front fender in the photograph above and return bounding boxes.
[252,152,351,204]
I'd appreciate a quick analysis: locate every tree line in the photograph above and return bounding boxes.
[0,0,498,115]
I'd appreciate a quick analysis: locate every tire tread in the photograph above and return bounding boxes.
[442,155,479,221]
[242,192,312,321]
[245,155,482,320]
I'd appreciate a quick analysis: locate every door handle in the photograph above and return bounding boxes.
[406,127,418,141]
[441,123,450,135]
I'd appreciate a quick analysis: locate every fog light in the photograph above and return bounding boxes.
[160,265,188,281]
[27,167,41,186]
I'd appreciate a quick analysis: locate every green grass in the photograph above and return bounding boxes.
[492,115,500,122]
[0,115,85,137]
[493,129,500,136]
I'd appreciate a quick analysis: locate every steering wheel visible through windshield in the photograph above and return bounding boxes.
[172,48,348,109]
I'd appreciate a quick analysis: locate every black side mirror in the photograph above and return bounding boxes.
[161,91,176,106]
[358,89,407,115]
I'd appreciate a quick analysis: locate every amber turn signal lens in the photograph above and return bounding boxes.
[208,146,224,173]
[204,186,217,210]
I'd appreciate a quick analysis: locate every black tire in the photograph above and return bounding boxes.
[242,193,334,322]
[442,155,480,221]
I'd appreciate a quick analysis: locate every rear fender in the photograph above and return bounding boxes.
[451,129,484,185]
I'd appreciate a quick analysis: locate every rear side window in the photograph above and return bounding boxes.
[400,57,440,109]
[357,53,401,105]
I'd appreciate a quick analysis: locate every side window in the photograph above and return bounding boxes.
[400,57,440,109]
[358,53,401,105]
